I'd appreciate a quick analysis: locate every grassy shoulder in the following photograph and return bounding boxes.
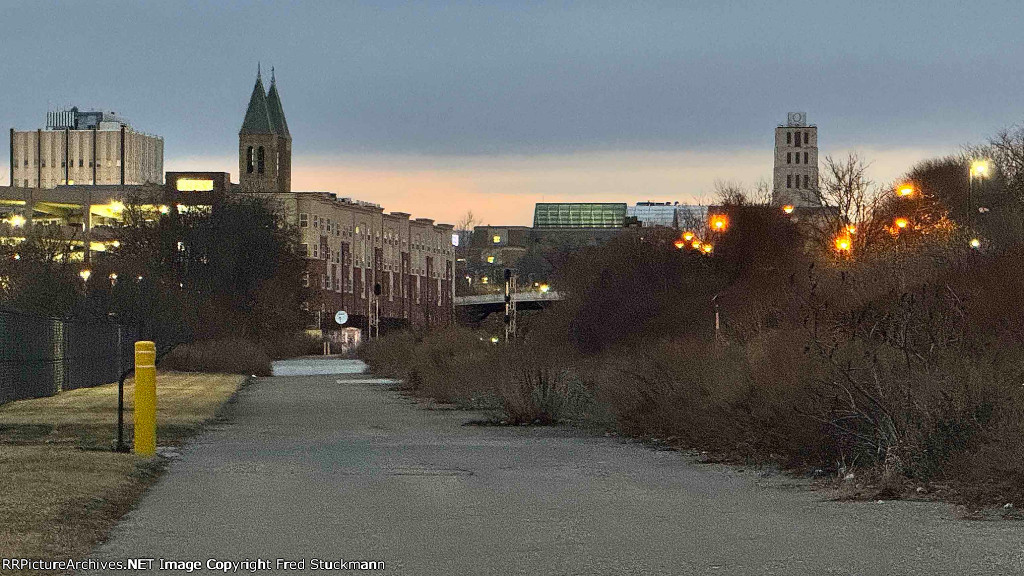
[0,372,246,574]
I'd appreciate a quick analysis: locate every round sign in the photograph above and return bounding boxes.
[334,311,348,325]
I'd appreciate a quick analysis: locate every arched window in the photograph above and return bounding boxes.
[257,146,265,174]
[246,146,254,173]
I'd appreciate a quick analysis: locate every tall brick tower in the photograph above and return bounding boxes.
[772,112,820,208]
[239,65,291,192]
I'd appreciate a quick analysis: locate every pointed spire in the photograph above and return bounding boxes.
[266,69,290,139]
[240,71,274,135]
[257,61,262,80]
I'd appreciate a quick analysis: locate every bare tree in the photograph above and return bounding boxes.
[752,178,773,206]
[455,210,477,232]
[812,153,888,254]
[713,180,748,206]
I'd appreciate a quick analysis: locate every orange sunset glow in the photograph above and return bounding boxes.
[166,147,936,226]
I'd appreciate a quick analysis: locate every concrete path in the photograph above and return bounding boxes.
[89,358,1024,575]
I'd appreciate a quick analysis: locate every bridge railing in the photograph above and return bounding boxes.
[454,291,564,306]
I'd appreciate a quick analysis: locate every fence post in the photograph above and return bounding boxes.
[133,341,157,456]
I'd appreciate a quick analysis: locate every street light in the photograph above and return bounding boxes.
[710,214,729,232]
[898,184,915,197]
[682,231,695,242]
[782,205,795,214]
[673,239,686,250]
[894,218,909,229]
[970,238,981,249]
[971,160,990,177]
[834,234,852,254]
[79,269,92,282]
[9,214,26,227]
[968,159,990,223]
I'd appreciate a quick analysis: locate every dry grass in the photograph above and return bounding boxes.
[0,371,245,448]
[0,372,245,574]
[0,447,155,575]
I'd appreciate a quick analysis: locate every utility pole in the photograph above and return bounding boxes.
[373,283,381,338]
[504,268,517,342]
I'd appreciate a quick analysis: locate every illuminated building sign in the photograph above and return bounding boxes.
[176,178,214,192]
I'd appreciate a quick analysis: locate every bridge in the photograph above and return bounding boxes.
[454,291,564,322]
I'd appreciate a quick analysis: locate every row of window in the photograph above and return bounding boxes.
[298,212,453,254]
[18,158,127,168]
[786,152,810,165]
[303,268,446,306]
[786,174,812,189]
[785,131,812,147]
[299,241,442,276]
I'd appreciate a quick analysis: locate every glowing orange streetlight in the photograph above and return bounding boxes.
[834,235,852,253]
[701,243,713,254]
[846,224,857,234]
[682,231,695,241]
[692,240,702,250]
[710,214,729,232]
[782,205,795,214]
[898,184,915,197]
[673,239,686,250]
[894,217,909,229]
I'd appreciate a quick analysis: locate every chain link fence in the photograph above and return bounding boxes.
[0,308,137,405]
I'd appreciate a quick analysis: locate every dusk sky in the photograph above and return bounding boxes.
[2,1,1022,225]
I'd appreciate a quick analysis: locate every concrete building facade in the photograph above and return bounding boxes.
[772,112,821,208]
[10,108,163,189]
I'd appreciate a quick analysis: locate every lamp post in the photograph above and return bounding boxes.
[711,293,721,346]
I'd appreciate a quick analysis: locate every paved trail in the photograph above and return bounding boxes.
[90,359,1023,575]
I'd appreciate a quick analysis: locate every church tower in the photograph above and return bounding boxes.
[239,66,291,193]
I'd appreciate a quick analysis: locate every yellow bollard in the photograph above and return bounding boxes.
[134,341,157,456]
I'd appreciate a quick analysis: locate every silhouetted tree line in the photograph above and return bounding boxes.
[0,195,310,353]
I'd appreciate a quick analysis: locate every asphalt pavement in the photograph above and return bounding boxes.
[87,358,1024,575]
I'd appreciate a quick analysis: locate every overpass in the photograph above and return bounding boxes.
[454,291,564,322]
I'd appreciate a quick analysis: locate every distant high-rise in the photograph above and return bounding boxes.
[772,112,820,208]
[239,66,291,193]
[9,107,163,188]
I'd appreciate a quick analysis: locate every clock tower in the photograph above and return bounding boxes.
[772,112,820,208]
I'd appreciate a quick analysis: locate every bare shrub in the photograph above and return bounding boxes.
[161,339,272,376]
[497,346,574,424]
[361,327,499,406]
